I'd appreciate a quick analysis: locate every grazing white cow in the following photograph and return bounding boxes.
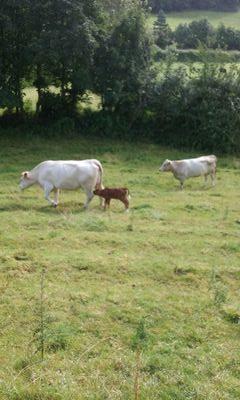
[19,159,103,208]
[159,155,217,189]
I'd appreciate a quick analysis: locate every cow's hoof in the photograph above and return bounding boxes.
[53,203,58,208]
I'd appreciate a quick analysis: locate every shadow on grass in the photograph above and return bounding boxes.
[0,202,95,214]
[166,184,218,193]
[0,203,31,212]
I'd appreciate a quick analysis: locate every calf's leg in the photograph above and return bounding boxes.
[104,198,110,210]
[122,197,129,212]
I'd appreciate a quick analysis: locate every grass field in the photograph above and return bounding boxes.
[0,135,240,399]
[148,10,240,29]
[22,87,101,113]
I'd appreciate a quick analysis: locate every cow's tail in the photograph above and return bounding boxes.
[93,160,104,190]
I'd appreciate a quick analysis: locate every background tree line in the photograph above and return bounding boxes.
[154,12,240,50]
[0,0,151,118]
[0,0,239,153]
[149,0,240,12]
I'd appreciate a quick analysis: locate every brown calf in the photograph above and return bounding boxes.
[93,187,130,211]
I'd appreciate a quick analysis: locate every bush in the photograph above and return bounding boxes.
[216,24,240,50]
[40,92,73,119]
[174,19,215,49]
[149,63,240,153]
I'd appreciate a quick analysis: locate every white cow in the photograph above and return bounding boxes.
[159,155,217,189]
[19,159,104,208]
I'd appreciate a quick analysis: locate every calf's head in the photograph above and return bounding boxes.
[159,159,172,172]
[19,171,34,190]
[93,189,102,196]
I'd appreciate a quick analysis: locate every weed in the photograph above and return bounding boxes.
[213,282,228,306]
[127,211,134,231]
[83,218,108,232]
[210,267,228,306]
[32,267,47,361]
[45,325,69,352]
[223,306,240,324]
[131,319,149,400]
[223,206,229,220]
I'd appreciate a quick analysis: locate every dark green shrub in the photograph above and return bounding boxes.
[40,92,72,119]
[216,24,240,50]
[174,19,215,49]
[149,63,240,153]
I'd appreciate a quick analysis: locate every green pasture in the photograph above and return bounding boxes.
[0,135,240,399]
[148,10,240,29]
[22,87,101,113]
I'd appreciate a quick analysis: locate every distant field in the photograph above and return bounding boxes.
[0,135,239,399]
[22,87,101,113]
[148,10,240,29]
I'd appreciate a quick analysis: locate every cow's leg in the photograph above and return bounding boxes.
[53,188,60,207]
[44,183,55,206]
[180,181,184,190]
[204,174,208,184]
[83,190,94,209]
[210,172,216,186]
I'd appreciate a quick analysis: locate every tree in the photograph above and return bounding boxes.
[35,0,102,115]
[189,19,214,47]
[153,9,172,48]
[0,0,32,114]
[29,0,51,114]
[174,23,194,49]
[174,19,214,49]
[216,24,240,50]
[94,2,154,121]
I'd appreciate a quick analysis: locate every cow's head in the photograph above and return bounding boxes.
[19,171,33,190]
[159,159,172,172]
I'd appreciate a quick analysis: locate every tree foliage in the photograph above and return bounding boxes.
[0,0,32,112]
[149,59,240,152]
[94,3,153,119]
[171,19,240,50]
[153,9,172,48]
[0,1,239,153]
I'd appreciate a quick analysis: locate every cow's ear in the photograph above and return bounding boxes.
[22,171,29,179]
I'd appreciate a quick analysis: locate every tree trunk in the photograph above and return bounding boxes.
[60,64,67,101]
[36,64,42,114]
[15,73,23,115]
